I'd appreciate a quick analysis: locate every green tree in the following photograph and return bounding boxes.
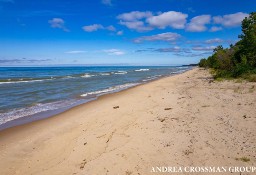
[238,12,256,67]
[213,45,224,53]
[198,12,256,80]
[199,58,208,67]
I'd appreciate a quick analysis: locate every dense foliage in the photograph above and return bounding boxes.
[199,12,256,81]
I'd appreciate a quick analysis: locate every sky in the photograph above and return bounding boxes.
[0,0,255,66]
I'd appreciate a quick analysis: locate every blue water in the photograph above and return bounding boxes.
[0,66,191,126]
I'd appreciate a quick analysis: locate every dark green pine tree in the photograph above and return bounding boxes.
[238,12,256,67]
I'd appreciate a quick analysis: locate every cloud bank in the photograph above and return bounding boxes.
[117,11,248,32]
[117,11,187,32]
[133,32,181,43]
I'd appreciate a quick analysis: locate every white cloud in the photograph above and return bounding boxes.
[82,24,117,32]
[48,18,69,32]
[133,32,181,43]
[117,11,153,21]
[106,25,116,31]
[155,46,191,53]
[82,24,104,32]
[186,15,211,32]
[192,46,216,51]
[213,12,249,27]
[209,26,223,32]
[119,20,153,32]
[117,11,153,32]
[117,11,249,33]
[103,49,125,55]
[117,31,123,35]
[101,0,112,6]
[117,11,187,32]
[146,11,188,29]
[65,51,87,54]
[205,38,223,44]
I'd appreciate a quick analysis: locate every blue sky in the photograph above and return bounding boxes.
[0,0,255,66]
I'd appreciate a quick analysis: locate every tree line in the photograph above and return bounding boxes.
[199,12,256,81]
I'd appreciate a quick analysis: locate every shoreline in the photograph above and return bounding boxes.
[0,68,192,131]
[0,67,255,175]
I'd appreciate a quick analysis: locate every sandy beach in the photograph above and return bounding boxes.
[0,68,255,175]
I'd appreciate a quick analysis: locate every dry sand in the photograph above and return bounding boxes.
[0,68,255,175]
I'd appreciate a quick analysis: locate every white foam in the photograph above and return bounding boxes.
[81,74,95,78]
[81,83,139,97]
[0,100,77,125]
[143,75,162,82]
[0,79,53,84]
[63,75,74,79]
[114,71,127,75]
[100,73,111,76]
[135,69,149,72]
